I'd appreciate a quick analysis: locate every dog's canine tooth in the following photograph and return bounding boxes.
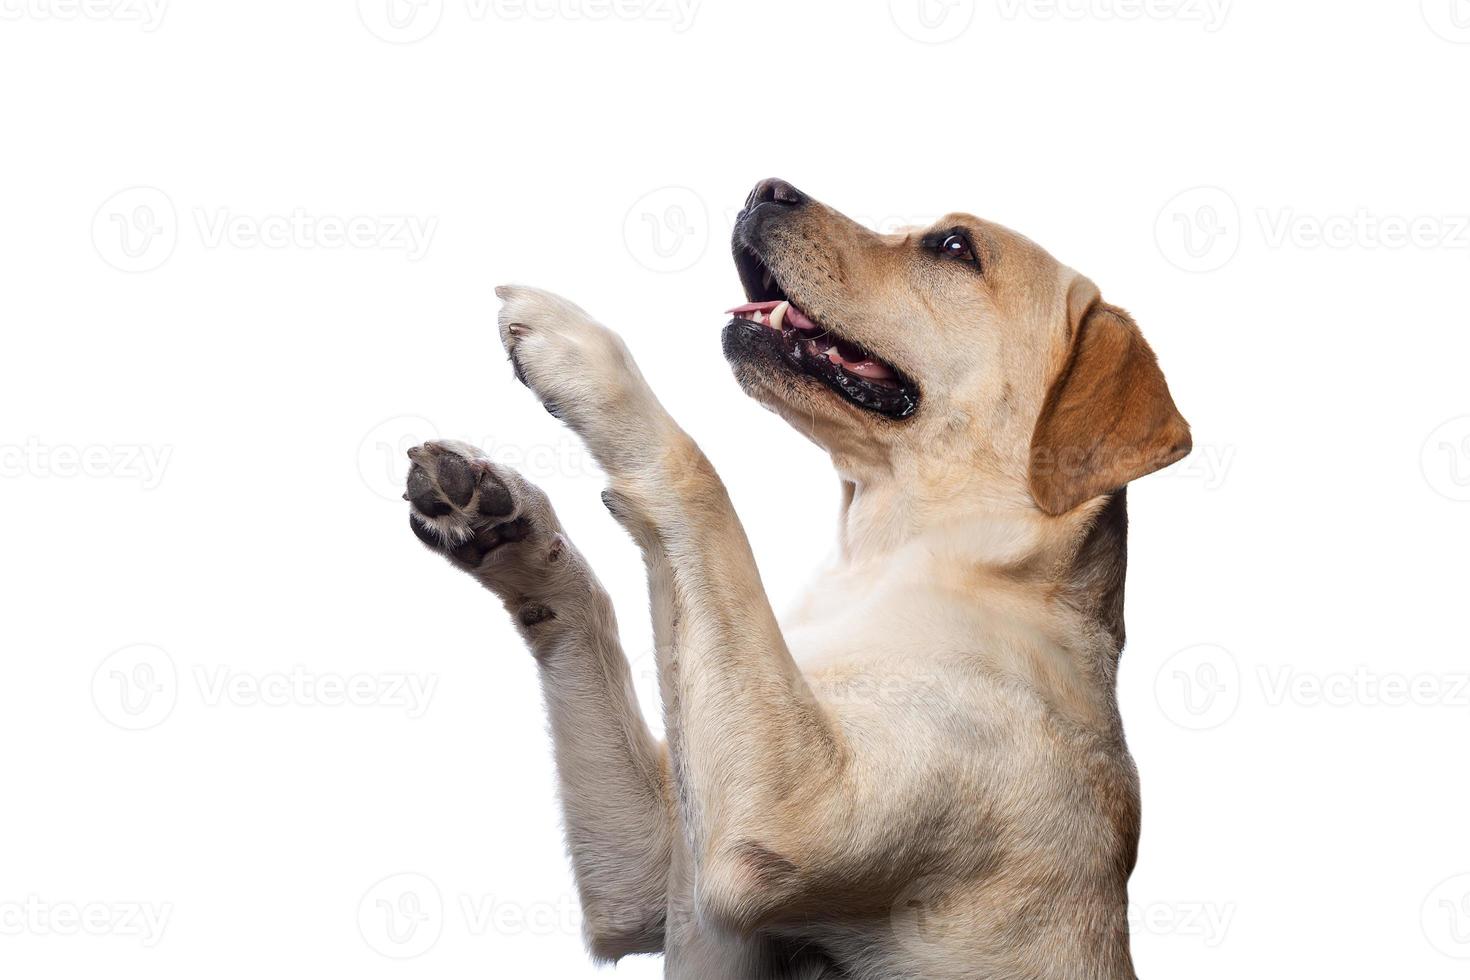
[770,300,790,332]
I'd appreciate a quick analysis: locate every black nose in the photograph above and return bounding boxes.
[747,178,807,211]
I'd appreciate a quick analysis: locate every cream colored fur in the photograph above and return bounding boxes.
[404,183,1190,979]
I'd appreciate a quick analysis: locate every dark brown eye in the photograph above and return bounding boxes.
[940,233,977,265]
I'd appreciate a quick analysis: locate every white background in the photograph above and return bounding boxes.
[2,1,1468,977]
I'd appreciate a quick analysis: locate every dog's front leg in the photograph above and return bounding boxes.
[498,287,847,935]
[404,440,673,960]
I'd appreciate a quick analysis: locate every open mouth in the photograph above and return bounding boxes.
[727,251,920,420]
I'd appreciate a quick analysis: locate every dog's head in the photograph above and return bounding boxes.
[723,179,1191,517]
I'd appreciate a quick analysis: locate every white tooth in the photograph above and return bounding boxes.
[770,300,790,331]
[824,346,839,360]
[753,312,765,325]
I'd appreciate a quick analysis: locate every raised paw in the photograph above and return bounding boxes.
[495,284,672,474]
[404,440,580,626]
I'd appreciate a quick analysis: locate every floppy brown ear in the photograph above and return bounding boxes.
[1028,277,1192,516]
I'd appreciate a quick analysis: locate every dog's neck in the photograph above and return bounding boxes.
[837,473,1131,653]
[836,470,1069,563]
[830,474,1129,735]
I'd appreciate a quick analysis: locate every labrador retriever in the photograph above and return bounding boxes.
[404,178,1191,979]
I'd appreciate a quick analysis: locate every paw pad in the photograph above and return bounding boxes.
[444,517,532,566]
[407,466,452,517]
[436,454,476,507]
[477,480,515,517]
[406,443,536,568]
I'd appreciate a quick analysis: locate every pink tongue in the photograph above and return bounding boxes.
[784,304,818,331]
[724,300,896,381]
[830,350,895,380]
[724,300,820,332]
[726,301,782,316]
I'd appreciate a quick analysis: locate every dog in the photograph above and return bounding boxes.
[404,178,1191,978]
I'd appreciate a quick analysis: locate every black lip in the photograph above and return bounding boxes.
[727,247,920,421]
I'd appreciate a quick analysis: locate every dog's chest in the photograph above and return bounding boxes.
[781,559,1046,679]
[783,562,942,659]
[781,556,1115,741]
